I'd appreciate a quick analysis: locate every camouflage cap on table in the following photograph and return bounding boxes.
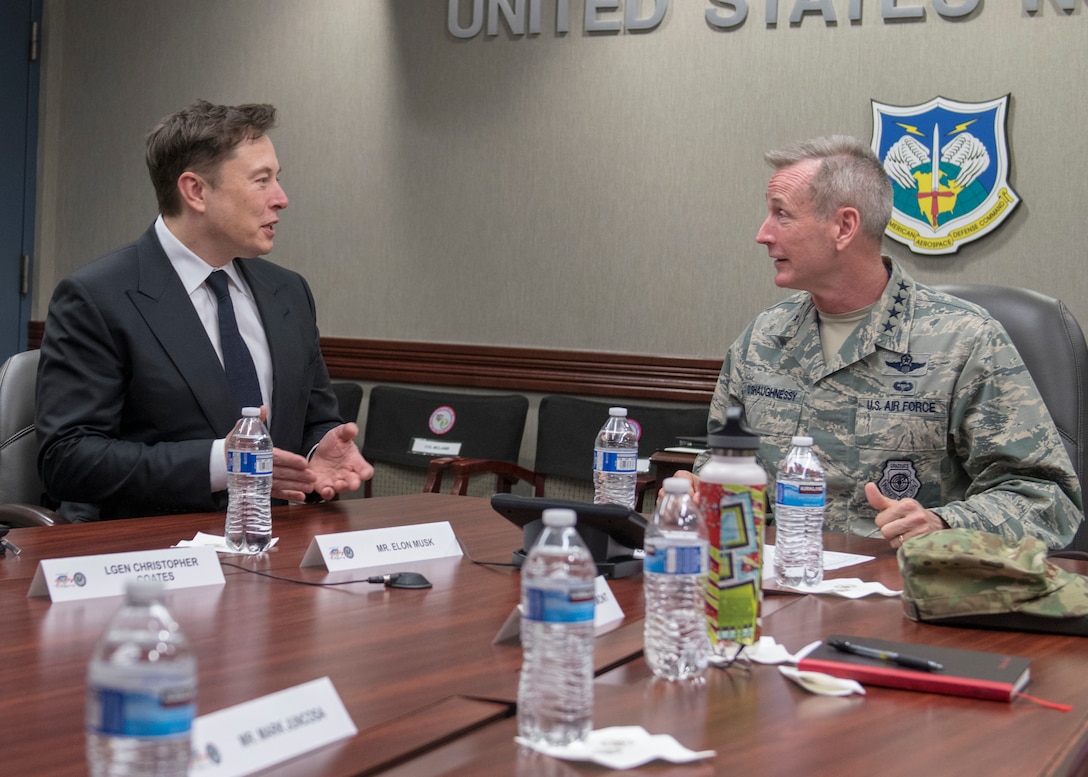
[898,528,1088,633]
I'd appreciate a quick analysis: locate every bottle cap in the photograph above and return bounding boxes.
[125,578,165,605]
[242,407,261,417]
[791,435,813,446]
[608,407,628,417]
[662,476,692,494]
[706,407,760,453]
[542,508,577,527]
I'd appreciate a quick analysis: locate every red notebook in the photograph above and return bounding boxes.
[797,634,1031,702]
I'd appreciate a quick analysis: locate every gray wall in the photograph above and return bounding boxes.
[33,1,1088,360]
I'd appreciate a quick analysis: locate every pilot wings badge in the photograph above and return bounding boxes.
[871,95,1019,256]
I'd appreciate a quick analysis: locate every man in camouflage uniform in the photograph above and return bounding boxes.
[699,135,1083,549]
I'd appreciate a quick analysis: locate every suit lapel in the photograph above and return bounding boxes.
[126,226,239,435]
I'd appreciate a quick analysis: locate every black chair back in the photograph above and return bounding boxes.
[331,382,364,424]
[361,385,529,497]
[934,284,1088,550]
[535,395,708,481]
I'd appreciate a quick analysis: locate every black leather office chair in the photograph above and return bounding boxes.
[434,394,709,512]
[935,284,1088,551]
[360,385,530,498]
[0,350,66,527]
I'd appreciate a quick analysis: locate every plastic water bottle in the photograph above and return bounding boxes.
[517,508,596,747]
[774,435,826,588]
[225,406,273,553]
[86,580,196,777]
[643,477,709,681]
[593,407,638,509]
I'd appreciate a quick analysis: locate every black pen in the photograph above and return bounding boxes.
[826,638,944,672]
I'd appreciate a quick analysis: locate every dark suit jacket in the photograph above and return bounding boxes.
[36,224,342,521]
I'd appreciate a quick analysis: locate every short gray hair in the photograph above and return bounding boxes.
[765,135,892,243]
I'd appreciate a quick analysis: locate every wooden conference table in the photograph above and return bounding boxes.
[3,493,1088,776]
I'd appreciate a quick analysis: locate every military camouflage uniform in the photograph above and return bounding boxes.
[699,258,1083,548]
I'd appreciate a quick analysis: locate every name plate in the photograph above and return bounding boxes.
[189,677,356,777]
[593,574,625,635]
[300,521,463,571]
[28,546,224,602]
[410,437,462,456]
[493,576,625,644]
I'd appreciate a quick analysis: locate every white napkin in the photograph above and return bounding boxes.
[516,726,715,769]
[776,578,901,598]
[174,531,279,554]
[778,666,866,697]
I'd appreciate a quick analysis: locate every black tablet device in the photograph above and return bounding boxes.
[489,493,647,578]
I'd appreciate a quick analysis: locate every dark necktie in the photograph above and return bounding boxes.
[205,270,263,411]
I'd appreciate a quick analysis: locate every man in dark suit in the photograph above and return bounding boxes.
[36,100,373,522]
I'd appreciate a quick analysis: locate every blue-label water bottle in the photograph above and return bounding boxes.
[517,508,596,747]
[225,406,274,552]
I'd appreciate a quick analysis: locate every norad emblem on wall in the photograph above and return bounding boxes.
[871,95,1019,256]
